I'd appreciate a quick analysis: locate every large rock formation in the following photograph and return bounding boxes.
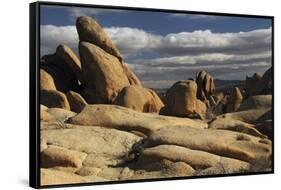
[164,80,206,119]
[138,144,249,171]
[76,16,123,62]
[67,104,207,135]
[113,85,164,113]
[79,41,130,104]
[38,15,273,186]
[146,125,271,162]
[76,16,142,104]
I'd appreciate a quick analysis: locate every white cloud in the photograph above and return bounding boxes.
[40,24,271,58]
[104,27,162,57]
[40,24,272,88]
[40,25,78,55]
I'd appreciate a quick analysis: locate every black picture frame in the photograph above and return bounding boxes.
[30,1,274,189]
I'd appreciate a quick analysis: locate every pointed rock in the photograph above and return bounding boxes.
[76,16,122,62]
[226,87,243,112]
[196,70,215,102]
[66,90,88,113]
[56,44,82,81]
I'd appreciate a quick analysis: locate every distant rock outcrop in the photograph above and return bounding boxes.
[164,80,206,119]
[245,67,272,97]
[195,70,215,104]
[113,85,164,113]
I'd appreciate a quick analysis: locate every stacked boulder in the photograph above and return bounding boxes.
[40,16,163,114]
[76,16,163,112]
[40,43,86,112]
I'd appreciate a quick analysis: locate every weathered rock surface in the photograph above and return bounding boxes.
[238,95,272,111]
[113,85,164,113]
[216,108,270,124]
[127,161,195,180]
[46,108,76,122]
[41,90,70,110]
[67,105,207,135]
[146,126,271,162]
[66,91,88,113]
[56,44,82,81]
[41,146,87,169]
[76,16,123,61]
[41,169,91,186]
[79,41,130,104]
[165,80,206,119]
[138,145,249,170]
[209,117,267,138]
[41,109,56,122]
[226,87,243,113]
[41,125,141,168]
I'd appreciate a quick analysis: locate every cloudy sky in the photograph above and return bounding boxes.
[40,5,272,88]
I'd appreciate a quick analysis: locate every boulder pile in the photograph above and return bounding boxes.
[39,16,273,186]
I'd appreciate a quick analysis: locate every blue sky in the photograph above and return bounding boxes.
[40,5,272,88]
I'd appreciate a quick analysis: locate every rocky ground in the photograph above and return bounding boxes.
[39,16,273,186]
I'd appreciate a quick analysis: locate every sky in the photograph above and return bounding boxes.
[40,4,272,89]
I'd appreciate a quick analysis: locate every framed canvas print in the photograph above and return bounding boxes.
[29,1,274,188]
